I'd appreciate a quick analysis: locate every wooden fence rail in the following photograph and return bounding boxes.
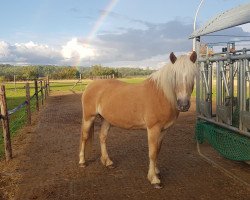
[0,78,50,161]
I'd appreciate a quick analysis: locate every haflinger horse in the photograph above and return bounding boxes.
[79,51,197,188]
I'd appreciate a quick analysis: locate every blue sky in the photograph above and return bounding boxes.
[0,0,250,68]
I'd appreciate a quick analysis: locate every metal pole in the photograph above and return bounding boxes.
[193,0,205,51]
[198,115,250,138]
[202,64,209,94]
[208,62,213,115]
[239,60,243,130]
[247,62,250,111]
[220,63,230,96]
[196,37,201,115]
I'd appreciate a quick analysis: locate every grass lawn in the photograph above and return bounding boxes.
[50,77,146,92]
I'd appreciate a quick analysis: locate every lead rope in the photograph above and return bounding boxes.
[196,141,250,187]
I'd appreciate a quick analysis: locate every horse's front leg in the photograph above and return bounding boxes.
[147,126,163,188]
[155,131,165,176]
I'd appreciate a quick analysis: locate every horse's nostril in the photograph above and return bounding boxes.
[177,99,190,111]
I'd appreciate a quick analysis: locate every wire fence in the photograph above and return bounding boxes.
[0,77,50,161]
[0,75,113,160]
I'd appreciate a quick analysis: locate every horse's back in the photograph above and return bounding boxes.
[83,79,133,103]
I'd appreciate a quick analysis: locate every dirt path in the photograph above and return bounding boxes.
[0,91,249,200]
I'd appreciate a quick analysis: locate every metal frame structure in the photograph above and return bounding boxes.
[190,3,250,139]
[195,41,250,138]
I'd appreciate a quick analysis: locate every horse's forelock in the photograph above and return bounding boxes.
[150,54,197,106]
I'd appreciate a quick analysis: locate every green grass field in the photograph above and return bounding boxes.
[49,77,146,92]
[0,82,38,156]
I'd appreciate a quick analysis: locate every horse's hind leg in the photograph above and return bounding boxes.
[99,120,114,168]
[79,117,95,167]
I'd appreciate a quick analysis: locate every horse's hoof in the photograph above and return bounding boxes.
[79,163,87,168]
[153,183,163,189]
[107,164,116,169]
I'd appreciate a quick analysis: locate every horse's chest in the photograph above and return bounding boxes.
[159,109,179,130]
[163,119,176,130]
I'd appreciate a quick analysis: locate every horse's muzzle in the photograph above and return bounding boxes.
[177,99,190,112]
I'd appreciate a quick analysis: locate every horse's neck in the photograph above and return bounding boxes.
[144,78,177,107]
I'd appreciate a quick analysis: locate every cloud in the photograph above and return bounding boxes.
[104,52,186,69]
[58,20,194,67]
[240,24,250,33]
[93,20,194,62]
[0,41,62,65]
[99,10,153,28]
[0,41,10,57]
[1,19,249,68]
[61,38,96,60]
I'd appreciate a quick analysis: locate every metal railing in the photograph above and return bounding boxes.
[196,41,250,138]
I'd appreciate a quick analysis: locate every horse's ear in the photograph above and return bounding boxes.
[170,52,177,64]
[190,51,197,63]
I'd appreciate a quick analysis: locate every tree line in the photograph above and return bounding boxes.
[0,64,155,81]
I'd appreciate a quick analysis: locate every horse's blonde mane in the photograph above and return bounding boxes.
[150,54,197,106]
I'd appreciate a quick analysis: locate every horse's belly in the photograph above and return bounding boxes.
[104,115,146,129]
[112,122,146,130]
[100,109,146,130]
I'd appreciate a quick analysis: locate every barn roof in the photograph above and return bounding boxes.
[189,3,250,38]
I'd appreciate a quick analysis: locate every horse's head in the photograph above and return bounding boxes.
[170,51,197,112]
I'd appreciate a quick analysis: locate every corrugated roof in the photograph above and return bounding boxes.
[189,3,250,38]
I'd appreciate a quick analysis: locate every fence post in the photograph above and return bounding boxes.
[43,80,47,100]
[25,83,31,125]
[40,81,44,105]
[34,80,39,111]
[14,75,16,92]
[80,74,83,92]
[0,85,12,161]
[46,76,50,95]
